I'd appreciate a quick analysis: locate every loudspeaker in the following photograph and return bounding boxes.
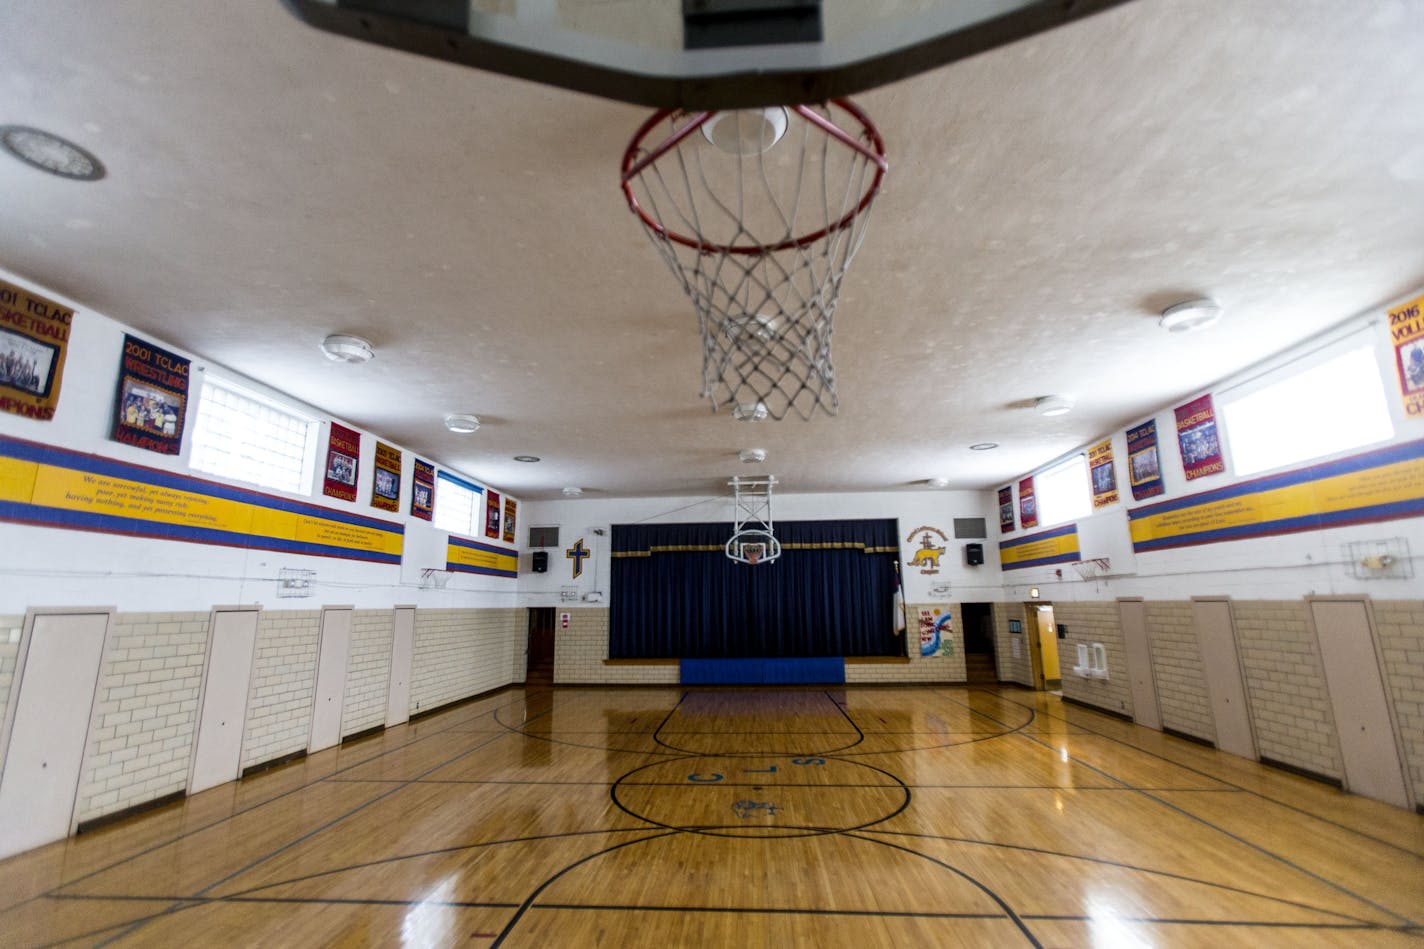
[965,543,984,566]
[532,551,549,573]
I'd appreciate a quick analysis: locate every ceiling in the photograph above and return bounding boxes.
[4,0,1422,500]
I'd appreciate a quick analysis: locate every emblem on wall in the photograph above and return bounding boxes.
[566,537,590,579]
[904,525,949,575]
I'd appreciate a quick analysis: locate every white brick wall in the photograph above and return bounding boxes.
[555,609,679,685]
[75,612,208,822]
[1234,601,1342,779]
[1056,601,1133,717]
[409,609,524,713]
[1374,599,1424,809]
[342,609,394,737]
[1145,601,1216,744]
[0,614,22,744]
[241,610,320,768]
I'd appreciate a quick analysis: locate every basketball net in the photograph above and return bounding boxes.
[745,544,763,565]
[622,101,887,420]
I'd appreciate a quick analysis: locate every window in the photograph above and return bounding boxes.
[190,379,318,494]
[434,471,481,536]
[1036,454,1091,527]
[1220,345,1393,477]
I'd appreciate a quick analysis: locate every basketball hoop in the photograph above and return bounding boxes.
[621,100,888,420]
[727,530,780,566]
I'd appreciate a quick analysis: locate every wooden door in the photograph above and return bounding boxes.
[1118,598,1160,730]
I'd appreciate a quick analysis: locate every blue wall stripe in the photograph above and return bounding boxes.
[1000,522,1078,549]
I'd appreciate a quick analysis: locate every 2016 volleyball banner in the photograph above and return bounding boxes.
[1088,439,1118,507]
[111,334,190,455]
[1127,419,1164,500]
[446,534,519,578]
[999,523,1081,570]
[371,441,400,512]
[998,486,1014,532]
[1128,439,1424,552]
[0,278,72,422]
[411,458,434,520]
[1174,394,1225,481]
[1391,294,1424,418]
[0,434,403,563]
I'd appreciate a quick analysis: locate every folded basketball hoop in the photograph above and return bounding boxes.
[621,100,887,420]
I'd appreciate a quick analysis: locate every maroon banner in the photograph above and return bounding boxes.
[410,458,434,521]
[1127,419,1164,501]
[485,490,501,538]
[323,422,360,501]
[112,334,189,455]
[1174,394,1225,481]
[998,486,1014,533]
[1018,477,1038,529]
[503,497,517,543]
[371,441,400,511]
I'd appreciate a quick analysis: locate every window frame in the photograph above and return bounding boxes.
[188,375,320,495]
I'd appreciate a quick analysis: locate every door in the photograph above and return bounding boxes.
[0,611,110,859]
[386,606,415,727]
[1119,598,1160,730]
[1030,605,1060,689]
[1310,598,1410,808]
[527,607,555,682]
[1191,598,1256,759]
[309,606,353,753]
[190,608,259,794]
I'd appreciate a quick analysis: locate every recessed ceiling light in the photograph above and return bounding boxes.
[969,442,999,451]
[0,125,105,181]
[514,455,541,463]
[1159,298,1222,333]
[739,448,767,464]
[1035,396,1074,417]
[926,478,950,488]
[444,414,480,433]
[561,486,583,498]
[320,334,374,363]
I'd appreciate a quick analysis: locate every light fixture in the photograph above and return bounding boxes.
[1035,396,1074,417]
[443,413,480,433]
[561,486,583,498]
[701,107,789,155]
[926,478,950,489]
[0,125,105,180]
[1030,587,1041,599]
[739,448,767,464]
[1159,298,1222,333]
[514,455,540,463]
[320,334,374,364]
[732,401,770,422]
[969,442,999,451]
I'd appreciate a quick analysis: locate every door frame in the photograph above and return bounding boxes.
[186,605,262,794]
[0,606,116,837]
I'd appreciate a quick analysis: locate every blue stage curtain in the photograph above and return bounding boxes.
[609,519,901,658]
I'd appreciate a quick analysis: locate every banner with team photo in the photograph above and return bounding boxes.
[503,497,517,543]
[998,486,1014,533]
[1088,438,1118,507]
[1390,293,1424,419]
[1175,394,1225,481]
[371,441,401,511]
[112,334,189,455]
[1127,419,1164,501]
[1018,476,1038,529]
[485,490,501,538]
[0,277,72,422]
[411,458,435,520]
[323,423,360,501]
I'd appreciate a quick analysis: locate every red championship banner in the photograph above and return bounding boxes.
[1389,293,1424,418]
[0,277,72,422]
[323,423,360,501]
[371,441,401,511]
[411,458,435,521]
[503,497,517,543]
[1088,438,1118,507]
[485,490,501,538]
[1018,476,1038,529]
[998,486,1014,533]
[1174,394,1225,481]
[112,334,189,455]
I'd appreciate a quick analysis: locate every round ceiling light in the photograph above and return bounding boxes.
[969,442,999,451]
[926,478,950,489]
[1035,396,1074,417]
[739,448,767,464]
[443,414,480,433]
[0,125,105,181]
[514,455,541,463]
[561,486,583,498]
[1159,298,1222,333]
[320,334,374,364]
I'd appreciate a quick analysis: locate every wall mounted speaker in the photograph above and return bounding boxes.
[532,551,549,573]
[965,543,984,566]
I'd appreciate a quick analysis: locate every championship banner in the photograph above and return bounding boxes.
[999,523,1081,570]
[446,535,519,578]
[0,278,72,422]
[323,423,360,502]
[1390,294,1424,418]
[371,441,400,512]
[1174,394,1225,481]
[998,486,1014,533]
[503,497,517,543]
[1018,476,1038,529]
[411,458,434,521]
[485,489,501,538]
[1128,438,1424,553]
[0,434,403,563]
[112,334,189,455]
[1127,419,1164,501]
[1088,439,1118,507]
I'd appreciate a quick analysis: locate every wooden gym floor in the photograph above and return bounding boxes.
[2,686,1422,947]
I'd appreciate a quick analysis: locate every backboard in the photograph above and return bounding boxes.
[281,0,1134,109]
